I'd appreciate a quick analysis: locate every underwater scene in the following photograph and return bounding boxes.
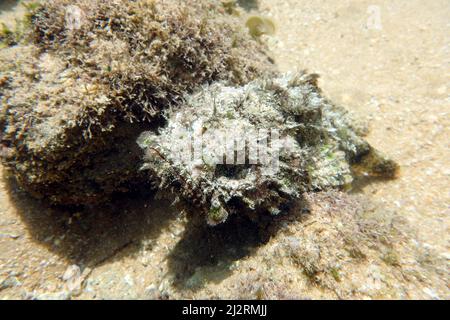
[0,0,448,300]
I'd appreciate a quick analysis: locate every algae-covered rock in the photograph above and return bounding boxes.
[0,0,274,204]
[138,73,398,225]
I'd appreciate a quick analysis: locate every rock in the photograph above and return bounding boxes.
[62,264,92,297]
[123,274,134,287]
[423,287,441,300]
[144,284,160,300]
[0,0,274,205]
[62,265,82,294]
[0,233,21,239]
[0,276,22,290]
[25,291,70,301]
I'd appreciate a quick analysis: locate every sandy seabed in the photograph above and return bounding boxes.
[0,0,448,299]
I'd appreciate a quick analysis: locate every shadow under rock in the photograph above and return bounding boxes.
[0,0,19,12]
[237,0,259,12]
[4,174,178,269]
[166,197,312,292]
[348,175,396,194]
